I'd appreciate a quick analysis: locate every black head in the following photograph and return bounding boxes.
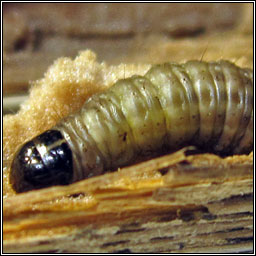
[10,130,73,193]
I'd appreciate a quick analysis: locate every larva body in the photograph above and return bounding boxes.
[10,60,253,193]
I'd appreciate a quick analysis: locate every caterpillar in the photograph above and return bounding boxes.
[10,60,253,193]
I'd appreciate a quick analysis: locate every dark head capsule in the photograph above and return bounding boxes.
[10,130,73,193]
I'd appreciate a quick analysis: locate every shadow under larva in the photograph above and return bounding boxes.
[10,60,253,193]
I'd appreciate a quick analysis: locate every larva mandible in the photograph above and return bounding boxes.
[10,60,253,193]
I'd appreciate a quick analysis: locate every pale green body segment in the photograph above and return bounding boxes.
[56,60,253,181]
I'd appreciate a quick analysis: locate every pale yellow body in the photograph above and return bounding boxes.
[56,60,253,181]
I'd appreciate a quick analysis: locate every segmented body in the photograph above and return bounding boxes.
[10,60,253,192]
